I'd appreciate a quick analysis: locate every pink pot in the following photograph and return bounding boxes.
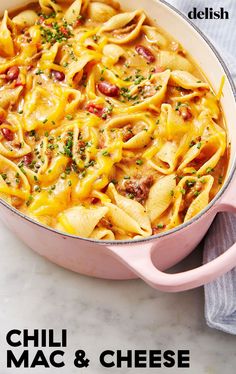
[1,0,236,292]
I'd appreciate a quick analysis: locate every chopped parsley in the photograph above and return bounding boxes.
[65,114,73,120]
[206,167,214,174]
[26,195,33,207]
[61,173,66,180]
[29,130,36,137]
[102,150,110,156]
[197,142,202,149]
[63,133,73,157]
[35,69,44,75]
[85,160,95,168]
[218,176,223,185]
[134,75,144,85]
[1,173,7,180]
[128,193,134,199]
[40,21,73,45]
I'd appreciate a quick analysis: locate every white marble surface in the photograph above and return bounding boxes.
[0,220,236,374]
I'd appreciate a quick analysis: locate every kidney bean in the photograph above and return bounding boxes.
[98,81,120,97]
[23,153,33,166]
[6,66,20,81]
[1,127,14,141]
[135,45,155,63]
[51,69,65,81]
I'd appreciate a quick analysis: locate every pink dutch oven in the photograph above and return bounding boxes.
[1,0,236,292]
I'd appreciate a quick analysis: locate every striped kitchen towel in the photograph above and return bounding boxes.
[166,0,236,334]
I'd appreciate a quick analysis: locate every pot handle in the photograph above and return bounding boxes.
[109,184,236,292]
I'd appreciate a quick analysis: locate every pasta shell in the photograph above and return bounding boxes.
[149,141,178,174]
[101,11,137,31]
[100,10,146,44]
[105,202,148,236]
[158,51,193,72]
[23,85,65,131]
[178,143,203,172]
[88,2,117,22]
[90,227,115,240]
[66,54,98,86]
[12,10,38,29]
[0,11,15,57]
[102,44,125,65]
[158,103,189,140]
[142,26,168,48]
[39,0,62,14]
[91,0,120,10]
[124,130,153,149]
[0,86,23,109]
[39,42,59,70]
[63,88,83,114]
[56,206,108,237]
[184,176,214,221]
[146,174,176,223]
[158,142,177,165]
[170,70,209,89]
[64,0,89,23]
[38,156,68,186]
[107,183,152,236]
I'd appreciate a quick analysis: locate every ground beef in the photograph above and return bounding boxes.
[123,175,154,203]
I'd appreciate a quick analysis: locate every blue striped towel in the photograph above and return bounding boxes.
[166,0,236,334]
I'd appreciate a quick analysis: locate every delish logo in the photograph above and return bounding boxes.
[188,7,229,20]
